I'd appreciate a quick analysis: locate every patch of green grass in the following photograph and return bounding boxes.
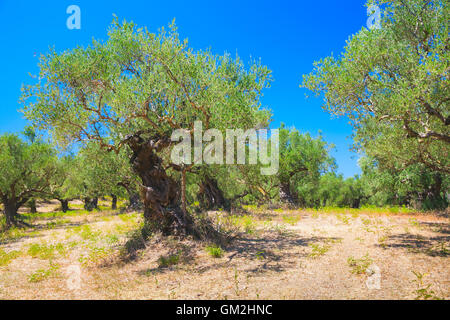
[272,223,291,236]
[336,214,350,224]
[378,234,389,248]
[79,246,113,266]
[118,213,136,223]
[307,205,415,216]
[325,238,342,244]
[158,253,180,268]
[408,218,421,228]
[226,215,256,234]
[255,251,266,260]
[69,224,101,240]
[0,226,29,242]
[106,234,120,244]
[28,263,60,282]
[282,215,300,225]
[308,243,330,258]
[0,249,22,266]
[45,219,71,229]
[205,245,223,258]
[347,253,373,274]
[27,242,66,260]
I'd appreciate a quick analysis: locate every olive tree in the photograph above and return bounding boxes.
[22,19,272,235]
[77,142,137,210]
[228,125,334,207]
[0,134,57,227]
[278,125,335,205]
[302,0,449,174]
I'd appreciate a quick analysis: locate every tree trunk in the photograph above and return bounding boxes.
[84,197,92,211]
[429,173,443,200]
[126,134,193,235]
[111,194,117,210]
[279,182,296,206]
[118,182,142,210]
[198,176,229,210]
[92,197,98,210]
[59,199,69,213]
[29,199,37,214]
[128,193,141,210]
[3,200,18,228]
[181,170,187,215]
[84,197,98,211]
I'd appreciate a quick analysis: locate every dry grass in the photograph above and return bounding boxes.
[0,203,448,300]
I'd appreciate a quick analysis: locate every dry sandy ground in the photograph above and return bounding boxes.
[0,203,448,300]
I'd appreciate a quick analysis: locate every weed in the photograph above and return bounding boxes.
[282,215,300,225]
[347,253,373,274]
[0,227,28,243]
[79,246,113,266]
[308,243,330,258]
[205,245,223,258]
[45,219,71,229]
[336,214,350,225]
[28,263,60,283]
[256,251,266,260]
[273,224,291,236]
[158,253,180,268]
[0,249,22,266]
[411,271,442,300]
[106,234,120,245]
[408,218,421,228]
[27,242,66,260]
[311,211,320,219]
[233,267,240,296]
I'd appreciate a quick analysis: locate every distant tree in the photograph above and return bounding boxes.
[0,134,57,227]
[77,143,137,211]
[49,155,81,212]
[278,125,335,205]
[232,125,335,207]
[359,156,448,209]
[302,0,449,174]
[21,19,272,234]
[311,173,362,208]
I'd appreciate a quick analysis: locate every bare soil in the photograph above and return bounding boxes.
[0,202,448,300]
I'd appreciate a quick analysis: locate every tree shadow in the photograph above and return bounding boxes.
[420,222,450,235]
[186,233,340,275]
[136,242,197,276]
[383,233,449,257]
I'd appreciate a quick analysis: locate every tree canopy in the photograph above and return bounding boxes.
[302,0,449,174]
[0,134,57,226]
[21,18,273,234]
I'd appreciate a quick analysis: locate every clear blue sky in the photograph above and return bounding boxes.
[0,0,369,177]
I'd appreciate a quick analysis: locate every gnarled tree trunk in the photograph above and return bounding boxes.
[126,134,194,235]
[118,182,142,210]
[1,196,28,228]
[198,176,229,210]
[279,182,297,206]
[3,202,18,227]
